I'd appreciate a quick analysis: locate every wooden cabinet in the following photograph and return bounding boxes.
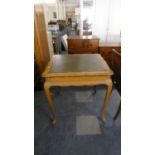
[112,49,121,119]
[112,49,121,92]
[34,4,50,73]
[99,43,121,120]
[99,42,121,68]
[67,36,99,54]
[99,47,112,67]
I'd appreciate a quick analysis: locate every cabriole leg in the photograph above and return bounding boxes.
[101,79,113,122]
[44,82,57,125]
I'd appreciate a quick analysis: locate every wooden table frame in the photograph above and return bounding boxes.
[42,54,113,125]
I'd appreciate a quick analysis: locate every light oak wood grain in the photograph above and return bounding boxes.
[34,4,50,73]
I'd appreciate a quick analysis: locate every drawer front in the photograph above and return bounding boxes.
[99,47,112,56]
[112,47,121,52]
[68,40,81,48]
[83,40,99,49]
[99,46,121,54]
[69,48,98,54]
[68,39,99,51]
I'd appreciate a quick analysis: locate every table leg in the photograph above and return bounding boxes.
[44,82,57,125]
[101,79,113,122]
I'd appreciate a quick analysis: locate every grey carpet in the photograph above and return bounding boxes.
[34,86,121,155]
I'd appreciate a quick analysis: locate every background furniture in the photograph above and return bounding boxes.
[48,22,78,54]
[42,54,113,125]
[83,31,92,36]
[49,26,78,54]
[67,35,99,54]
[61,34,68,53]
[112,48,121,120]
[99,42,121,69]
[34,4,50,74]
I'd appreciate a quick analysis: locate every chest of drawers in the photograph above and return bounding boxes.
[67,36,99,54]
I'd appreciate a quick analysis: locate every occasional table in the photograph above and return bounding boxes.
[42,54,113,125]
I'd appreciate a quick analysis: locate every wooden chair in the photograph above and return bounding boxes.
[112,48,121,120]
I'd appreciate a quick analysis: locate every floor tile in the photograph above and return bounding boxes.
[75,91,93,103]
[76,115,101,135]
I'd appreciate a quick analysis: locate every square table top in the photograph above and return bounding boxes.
[43,54,113,77]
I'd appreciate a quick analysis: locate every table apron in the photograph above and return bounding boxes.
[45,75,111,87]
